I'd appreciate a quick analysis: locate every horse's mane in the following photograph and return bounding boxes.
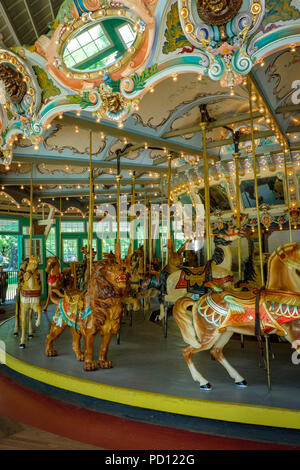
[243,256,256,282]
[211,246,225,265]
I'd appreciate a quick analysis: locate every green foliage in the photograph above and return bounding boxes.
[263,0,300,24]
[163,2,191,54]
[33,65,61,102]
[103,78,121,93]
[66,92,94,109]
[0,235,18,269]
[56,0,75,24]
[131,65,158,91]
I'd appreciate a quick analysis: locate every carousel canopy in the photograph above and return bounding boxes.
[0,0,298,225]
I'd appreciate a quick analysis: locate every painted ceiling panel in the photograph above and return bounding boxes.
[0,0,299,217]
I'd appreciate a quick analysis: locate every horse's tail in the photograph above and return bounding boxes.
[173,297,202,348]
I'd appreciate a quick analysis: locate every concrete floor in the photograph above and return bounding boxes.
[0,303,300,411]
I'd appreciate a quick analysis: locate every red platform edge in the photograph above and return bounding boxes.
[0,370,298,450]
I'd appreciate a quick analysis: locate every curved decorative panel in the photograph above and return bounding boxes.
[177,0,265,86]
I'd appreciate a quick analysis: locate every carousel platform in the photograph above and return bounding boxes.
[1,305,300,450]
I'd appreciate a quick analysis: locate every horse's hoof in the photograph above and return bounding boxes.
[200,382,212,391]
[13,332,18,337]
[19,344,25,349]
[235,380,248,388]
[28,335,33,339]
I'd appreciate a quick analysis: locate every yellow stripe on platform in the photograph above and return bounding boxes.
[4,352,300,430]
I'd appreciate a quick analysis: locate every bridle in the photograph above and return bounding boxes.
[276,243,300,270]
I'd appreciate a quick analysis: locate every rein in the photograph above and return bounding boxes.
[276,244,300,269]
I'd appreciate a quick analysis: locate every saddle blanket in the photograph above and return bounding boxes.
[53,298,92,331]
[176,270,233,295]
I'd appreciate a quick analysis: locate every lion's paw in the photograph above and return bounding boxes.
[84,360,98,371]
[98,360,113,369]
[46,348,57,357]
[76,352,85,362]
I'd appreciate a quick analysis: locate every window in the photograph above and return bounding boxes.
[120,239,130,259]
[61,221,85,233]
[82,239,98,261]
[0,219,19,232]
[24,238,43,263]
[22,226,30,235]
[63,239,78,262]
[102,239,115,256]
[46,227,56,257]
[118,24,135,48]
[63,23,111,69]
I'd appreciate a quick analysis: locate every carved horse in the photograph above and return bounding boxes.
[14,256,42,348]
[44,257,75,311]
[125,245,159,312]
[173,243,300,390]
[44,257,64,311]
[157,226,243,322]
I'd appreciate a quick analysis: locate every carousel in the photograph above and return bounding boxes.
[0,0,300,450]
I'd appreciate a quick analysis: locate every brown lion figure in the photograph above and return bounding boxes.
[45,259,130,371]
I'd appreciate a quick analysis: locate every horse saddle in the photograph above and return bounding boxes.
[176,266,207,294]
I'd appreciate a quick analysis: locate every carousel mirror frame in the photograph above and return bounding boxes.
[55,8,146,80]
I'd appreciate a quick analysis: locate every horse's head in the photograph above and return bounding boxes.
[46,256,59,273]
[267,243,300,292]
[214,225,245,245]
[275,243,300,272]
[27,256,40,273]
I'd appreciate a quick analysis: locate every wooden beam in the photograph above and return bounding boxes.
[13,154,172,174]
[0,1,21,46]
[56,115,210,161]
[40,187,161,199]
[205,130,274,150]
[162,111,262,139]
[275,104,300,114]
[48,0,55,20]
[287,125,300,134]
[22,0,39,39]
[1,178,161,186]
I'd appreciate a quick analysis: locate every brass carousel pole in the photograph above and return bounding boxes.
[248,80,264,287]
[200,123,211,261]
[249,78,271,390]
[116,156,121,255]
[130,171,136,251]
[233,152,242,281]
[88,131,94,280]
[284,150,293,243]
[160,174,164,269]
[29,164,33,257]
[59,197,62,262]
[149,191,152,268]
[144,189,147,274]
[167,154,172,264]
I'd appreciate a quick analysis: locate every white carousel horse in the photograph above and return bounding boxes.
[173,243,300,390]
[157,226,243,322]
